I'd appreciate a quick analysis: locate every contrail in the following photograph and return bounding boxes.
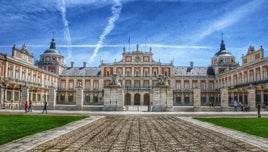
[89,0,122,62]
[59,0,72,60]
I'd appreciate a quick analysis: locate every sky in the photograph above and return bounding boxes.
[0,0,267,67]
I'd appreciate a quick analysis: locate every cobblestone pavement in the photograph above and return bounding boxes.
[29,115,266,152]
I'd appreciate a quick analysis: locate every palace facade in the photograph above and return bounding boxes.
[0,37,268,111]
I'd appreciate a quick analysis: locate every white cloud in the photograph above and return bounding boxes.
[27,44,211,50]
[193,0,265,42]
[59,0,72,60]
[89,0,122,62]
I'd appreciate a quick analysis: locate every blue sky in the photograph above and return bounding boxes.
[0,0,267,67]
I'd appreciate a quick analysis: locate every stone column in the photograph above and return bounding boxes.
[193,88,201,111]
[221,88,229,111]
[75,86,84,110]
[21,86,29,107]
[48,86,56,110]
[247,86,256,111]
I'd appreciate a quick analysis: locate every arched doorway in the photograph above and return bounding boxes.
[125,93,131,105]
[144,93,150,105]
[134,93,140,105]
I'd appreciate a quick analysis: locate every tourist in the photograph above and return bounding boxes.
[257,103,261,118]
[42,100,47,114]
[233,100,238,111]
[28,100,32,112]
[24,101,28,113]
[10,100,13,109]
[239,102,244,111]
[244,104,250,111]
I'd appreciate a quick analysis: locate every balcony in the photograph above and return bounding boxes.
[231,79,268,89]
[7,77,42,87]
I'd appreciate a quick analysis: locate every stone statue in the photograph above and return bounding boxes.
[156,74,169,87]
[108,74,120,86]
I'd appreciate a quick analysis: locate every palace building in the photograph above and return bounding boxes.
[0,37,268,111]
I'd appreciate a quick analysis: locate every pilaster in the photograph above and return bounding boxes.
[220,88,229,111]
[247,86,256,111]
[193,88,201,111]
[75,86,84,110]
[21,86,29,106]
[48,86,56,110]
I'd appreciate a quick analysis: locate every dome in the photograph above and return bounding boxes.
[215,49,232,56]
[42,38,61,55]
[214,40,232,56]
[44,48,60,55]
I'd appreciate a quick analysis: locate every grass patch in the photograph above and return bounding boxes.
[0,114,87,145]
[195,117,268,139]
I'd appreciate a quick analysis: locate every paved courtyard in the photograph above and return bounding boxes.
[28,115,265,152]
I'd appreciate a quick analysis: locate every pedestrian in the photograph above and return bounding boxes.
[233,100,238,112]
[10,100,14,109]
[24,101,28,113]
[257,103,261,118]
[42,100,47,114]
[239,102,244,111]
[28,100,32,112]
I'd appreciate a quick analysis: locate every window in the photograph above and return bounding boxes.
[201,83,206,90]
[144,71,148,77]
[176,83,181,89]
[164,71,168,77]
[93,82,99,89]
[136,70,139,77]
[85,81,90,89]
[15,70,19,79]
[69,82,74,89]
[68,94,73,102]
[153,71,157,77]
[61,82,66,89]
[184,83,189,89]
[127,71,131,77]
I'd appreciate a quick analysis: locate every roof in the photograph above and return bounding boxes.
[60,67,101,77]
[43,48,61,55]
[173,66,215,77]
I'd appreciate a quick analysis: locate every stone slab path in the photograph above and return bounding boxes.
[25,115,266,152]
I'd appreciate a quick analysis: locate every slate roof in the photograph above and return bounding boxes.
[173,66,215,77]
[60,67,101,77]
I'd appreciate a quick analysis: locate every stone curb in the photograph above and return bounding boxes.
[0,116,104,152]
[177,116,268,151]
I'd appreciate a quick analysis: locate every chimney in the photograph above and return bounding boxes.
[71,61,74,68]
[190,61,194,68]
[83,62,87,68]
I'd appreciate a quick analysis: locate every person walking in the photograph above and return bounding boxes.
[24,101,28,113]
[28,100,32,112]
[257,103,261,118]
[233,100,238,112]
[42,100,47,114]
